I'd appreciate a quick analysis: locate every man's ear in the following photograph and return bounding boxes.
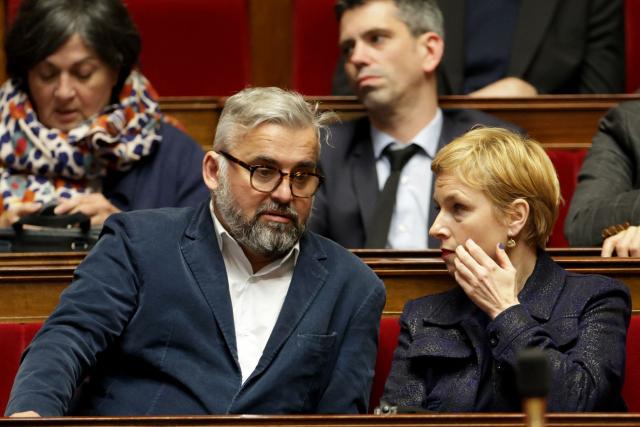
[418,31,444,74]
[507,198,530,237]
[202,151,221,191]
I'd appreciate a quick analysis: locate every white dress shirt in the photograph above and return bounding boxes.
[370,108,443,248]
[210,203,299,383]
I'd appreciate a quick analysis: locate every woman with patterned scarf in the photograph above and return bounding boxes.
[0,0,209,227]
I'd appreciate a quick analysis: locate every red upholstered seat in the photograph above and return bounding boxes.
[291,0,341,95]
[0,322,41,414]
[6,0,251,97]
[369,317,401,410]
[0,316,638,413]
[545,149,588,248]
[123,0,250,96]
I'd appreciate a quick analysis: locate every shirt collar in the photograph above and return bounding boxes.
[209,201,300,274]
[370,108,443,159]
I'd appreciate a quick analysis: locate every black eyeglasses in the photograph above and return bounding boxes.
[217,151,324,198]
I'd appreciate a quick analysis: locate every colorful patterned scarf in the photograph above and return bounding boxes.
[0,70,163,212]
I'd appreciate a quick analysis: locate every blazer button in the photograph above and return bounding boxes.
[489,332,499,347]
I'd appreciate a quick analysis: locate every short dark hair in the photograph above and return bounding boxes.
[5,0,141,97]
[335,0,444,38]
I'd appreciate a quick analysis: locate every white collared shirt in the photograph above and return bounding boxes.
[370,108,443,248]
[210,203,299,383]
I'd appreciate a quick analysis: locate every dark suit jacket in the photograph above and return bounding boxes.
[333,0,625,95]
[565,101,640,246]
[5,203,386,416]
[310,109,517,248]
[383,251,630,411]
[438,0,625,95]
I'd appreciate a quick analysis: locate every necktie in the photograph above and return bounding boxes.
[365,144,421,248]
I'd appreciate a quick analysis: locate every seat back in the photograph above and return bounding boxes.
[125,0,250,96]
[0,322,42,414]
[6,0,251,96]
[545,149,588,247]
[291,0,341,95]
[369,317,401,410]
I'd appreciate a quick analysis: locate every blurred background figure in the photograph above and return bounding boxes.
[565,101,640,257]
[383,128,630,411]
[333,0,625,96]
[0,0,208,227]
[311,0,518,250]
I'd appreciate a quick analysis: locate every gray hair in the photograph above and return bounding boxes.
[335,0,444,39]
[213,87,335,152]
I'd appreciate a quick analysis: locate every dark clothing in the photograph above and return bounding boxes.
[383,251,630,411]
[104,122,209,211]
[462,0,520,94]
[439,0,625,95]
[565,101,640,246]
[309,109,519,248]
[333,0,625,95]
[5,203,385,416]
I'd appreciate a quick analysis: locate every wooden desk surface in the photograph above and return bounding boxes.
[1,249,640,322]
[0,413,639,426]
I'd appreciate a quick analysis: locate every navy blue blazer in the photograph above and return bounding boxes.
[310,109,518,248]
[383,251,630,411]
[5,202,386,416]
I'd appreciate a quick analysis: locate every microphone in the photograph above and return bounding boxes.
[516,348,550,427]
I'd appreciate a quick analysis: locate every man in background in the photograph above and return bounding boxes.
[311,0,517,249]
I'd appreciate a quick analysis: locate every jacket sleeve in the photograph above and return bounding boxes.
[380,300,430,409]
[565,102,640,246]
[315,276,386,413]
[4,215,139,416]
[577,0,625,93]
[486,280,631,411]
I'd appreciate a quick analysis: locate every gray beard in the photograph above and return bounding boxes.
[212,175,305,259]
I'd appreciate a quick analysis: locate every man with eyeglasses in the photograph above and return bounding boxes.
[6,87,385,417]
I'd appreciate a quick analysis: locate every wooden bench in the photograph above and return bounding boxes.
[161,95,640,151]
[1,249,640,323]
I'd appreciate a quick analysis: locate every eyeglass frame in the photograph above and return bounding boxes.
[216,150,324,198]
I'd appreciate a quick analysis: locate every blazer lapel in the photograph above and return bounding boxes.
[248,232,329,380]
[180,202,239,364]
[438,0,465,94]
[508,0,560,78]
[350,118,380,242]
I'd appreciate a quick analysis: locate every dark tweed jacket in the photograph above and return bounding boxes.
[383,251,630,412]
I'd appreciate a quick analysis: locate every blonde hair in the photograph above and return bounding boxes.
[431,127,561,248]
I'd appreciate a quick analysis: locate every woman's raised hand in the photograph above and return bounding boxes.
[453,239,520,319]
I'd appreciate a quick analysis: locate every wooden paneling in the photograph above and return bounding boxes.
[249,0,292,88]
[2,249,640,322]
[0,413,639,426]
[160,95,640,151]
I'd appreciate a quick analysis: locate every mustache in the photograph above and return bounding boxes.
[255,201,299,223]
